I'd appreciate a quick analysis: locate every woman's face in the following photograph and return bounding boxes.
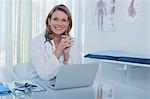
[48,10,69,35]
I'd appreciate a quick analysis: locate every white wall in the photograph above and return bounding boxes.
[148,0,150,91]
[82,0,150,91]
[83,0,150,56]
[148,0,150,56]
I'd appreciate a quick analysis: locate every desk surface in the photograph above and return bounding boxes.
[1,80,150,99]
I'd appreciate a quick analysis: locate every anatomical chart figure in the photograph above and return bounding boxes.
[95,0,107,30]
[110,0,115,15]
[109,0,116,26]
[124,0,141,23]
[128,0,136,17]
[95,0,116,31]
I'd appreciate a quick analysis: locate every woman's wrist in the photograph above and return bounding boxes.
[63,56,69,64]
[54,49,62,59]
[63,60,68,64]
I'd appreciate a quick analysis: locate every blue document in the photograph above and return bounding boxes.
[0,82,11,94]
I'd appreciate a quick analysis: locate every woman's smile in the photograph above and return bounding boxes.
[49,10,69,35]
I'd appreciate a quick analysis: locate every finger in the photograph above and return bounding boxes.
[70,38,74,42]
[61,38,74,44]
[62,41,73,48]
[61,35,73,40]
[67,41,74,46]
[61,35,69,38]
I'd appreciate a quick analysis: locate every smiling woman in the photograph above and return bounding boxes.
[0,0,82,82]
[30,4,79,81]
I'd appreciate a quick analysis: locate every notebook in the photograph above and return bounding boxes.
[48,63,99,90]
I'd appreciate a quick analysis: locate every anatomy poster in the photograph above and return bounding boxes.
[91,0,116,32]
[124,0,141,23]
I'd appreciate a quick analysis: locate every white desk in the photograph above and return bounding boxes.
[1,79,95,99]
[93,81,150,99]
[1,80,150,99]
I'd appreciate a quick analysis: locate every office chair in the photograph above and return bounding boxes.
[12,63,31,80]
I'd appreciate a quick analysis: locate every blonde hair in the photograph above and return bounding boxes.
[45,4,72,41]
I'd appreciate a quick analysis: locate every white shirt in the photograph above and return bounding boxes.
[30,34,79,81]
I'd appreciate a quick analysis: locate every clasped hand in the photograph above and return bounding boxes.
[54,35,74,64]
[61,35,74,64]
[58,35,74,51]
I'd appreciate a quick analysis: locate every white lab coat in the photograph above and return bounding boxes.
[30,34,79,81]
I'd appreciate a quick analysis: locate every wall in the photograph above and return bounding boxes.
[83,0,150,56]
[82,0,150,91]
[148,0,150,91]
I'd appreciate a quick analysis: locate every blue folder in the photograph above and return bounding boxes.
[84,50,150,65]
[84,54,117,60]
[0,82,11,94]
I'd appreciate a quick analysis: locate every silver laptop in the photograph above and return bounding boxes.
[49,63,99,90]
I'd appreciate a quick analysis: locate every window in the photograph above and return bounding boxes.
[0,0,82,82]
